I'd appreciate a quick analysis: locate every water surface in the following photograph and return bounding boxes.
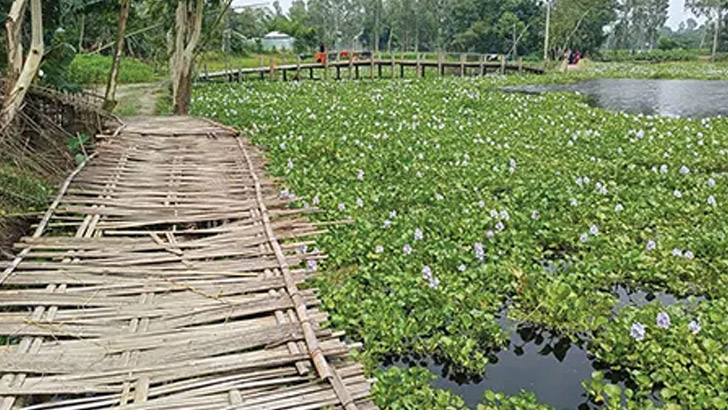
[502,79,728,118]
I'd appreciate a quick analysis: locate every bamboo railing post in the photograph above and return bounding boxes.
[500,55,506,75]
[348,53,353,80]
[296,55,301,80]
[269,57,275,81]
[259,57,264,80]
[324,47,329,80]
[204,63,209,82]
[438,52,443,77]
[400,62,404,78]
[479,54,485,76]
[390,51,395,79]
[416,53,421,78]
[460,53,465,76]
[238,61,243,82]
[370,53,375,80]
[518,57,523,73]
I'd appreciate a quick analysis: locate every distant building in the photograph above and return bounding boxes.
[261,31,295,51]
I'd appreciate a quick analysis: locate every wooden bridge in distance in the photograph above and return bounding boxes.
[0,116,376,410]
[199,54,545,82]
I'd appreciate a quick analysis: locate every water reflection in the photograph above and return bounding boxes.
[502,79,728,118]
[382,319,598,409]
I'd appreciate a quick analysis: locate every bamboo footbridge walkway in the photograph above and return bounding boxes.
[199,54,545,83]
[0,116,377,410]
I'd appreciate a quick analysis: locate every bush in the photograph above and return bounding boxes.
[68,54,161,85]
[595,49,699,62]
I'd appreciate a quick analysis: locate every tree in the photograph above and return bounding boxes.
[551,0,616,55]
[687,0,726,58]
[103,0,132,111]
[3,0,44,127]
[170,0,204,115]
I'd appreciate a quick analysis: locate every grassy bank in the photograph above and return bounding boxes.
[69,54,163,85]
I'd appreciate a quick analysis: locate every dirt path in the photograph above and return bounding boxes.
[92,82,165,116]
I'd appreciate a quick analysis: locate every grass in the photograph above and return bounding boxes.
[69,54,163,85]
[0,165,51,216]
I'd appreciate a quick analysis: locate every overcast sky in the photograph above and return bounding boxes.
[233,0,703,30]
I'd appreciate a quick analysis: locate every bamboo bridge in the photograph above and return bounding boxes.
[0,115,377,410]
[199,54,545,82]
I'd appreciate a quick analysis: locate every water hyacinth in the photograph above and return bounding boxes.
[672,248,683,257]
[337,203,346,212]
[531,210,540,220]
[688,320,701,335]
[402,244,413,255]
[708,177,716,188]
[474,242,485,262]
[708,195,716,206]
[421,265,439,288]
[630,322,646,341]
[615,203,624,212]
[656,312,671,329]
[679,165,690,175]
[589,224,599,236]
[383,219,392,228]
[375,245,384,253]
[646,240,657,251]
[357,169,365,180]
[458,264,466,272]
[495,221,505,231]
[414,228,424,241]
[306,259,318,272]
[580,232,589,243]
[684,250,695,260]
[673,189,682,198]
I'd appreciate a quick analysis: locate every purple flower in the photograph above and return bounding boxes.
[486,230,495,238]
[356,198,364,208]
[357,169,365,180]
[708,178,716,188]
[708,195,716,206]
[403,244,413,255]
[474,242,485,262]
[389,210,397,218]
[589,224,599,236]
[679,165,690,175]
[659,164,668,174]
[657,312,671,329]
[458,264,466,272]
[489,209,499,219]
[646,240,656,251]
[672,248,683,257]
[495,221,505,231]
[531,210,540,220]
[615,203,624,212]
[414,228,424,241]
[478,200,486,208]
[688,320,701,335]
[630,322,646,341]
[428,276,440,288]
[383,219,392,228]
[673,189,682,198]
[684,250,694,260]
[287,158,294,169]
[338,203,346,211]
[580,233,589,243]
[375,245,384,253]
[306,259,318,272]
[500,210,510,221]
[312,195,320,206]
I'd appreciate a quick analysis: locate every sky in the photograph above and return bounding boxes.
[233,0,703,30]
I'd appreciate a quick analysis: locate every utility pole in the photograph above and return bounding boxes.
[543,0,551,63]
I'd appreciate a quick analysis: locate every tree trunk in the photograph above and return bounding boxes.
[2,0,43,128]
[712,9,720,60]
[78,14,85,51]
[171,0,204,115]
[103,0,132,112]
[5,0,28,101]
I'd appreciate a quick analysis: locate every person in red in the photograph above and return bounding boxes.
[573,50,581,65]
[315,44,327,63]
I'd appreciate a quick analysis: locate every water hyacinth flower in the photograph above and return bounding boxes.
[589,224,599,236]
[495,221,505,231]
[474,242,485,262]
[708,195,716,206]
[357,169,365,180]
[421,265,432,280]
[615,203,624,212]
[660,164,668,174]
[580,233,589,243]
[486,230,495,238]
[672,248,683,257]
[312,195,320,206]
[646,240,656,251]
[500,210,510,221]
[490,209,499,219]
[688,320,701,335]
[414,228,424,241]
[708,178,716,188]
[656,312,671,329]
[576,177,583,186]
[403,244,413,255]
[571,199,579,207]
[478,200,486,208]
[287,158,294,169]
[630,322,646,341]
[338,203,346,212]
[684,250,694,260]
[531,210,540,220]
[383,219,392,228]
[673,190,682,198]
[679,165,690,175]
[458,264,466,272]
[389,210,397,218]
[306,259,318,272]
[375,245,384,253]
[421,265,439,288]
